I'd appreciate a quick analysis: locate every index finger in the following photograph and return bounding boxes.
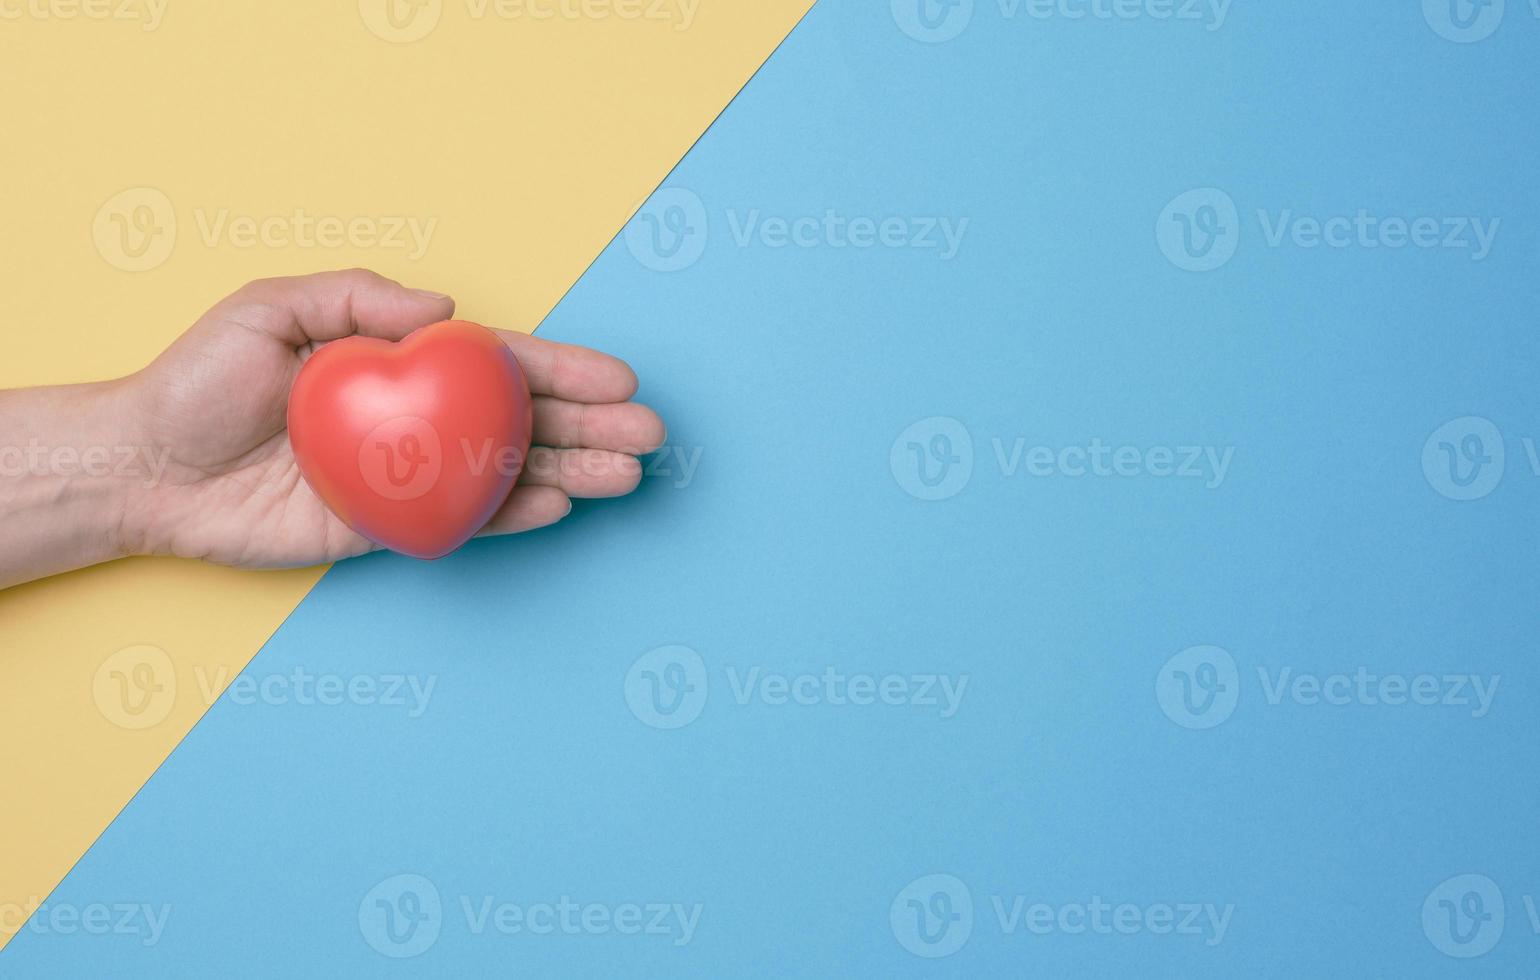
[494,328,639,403]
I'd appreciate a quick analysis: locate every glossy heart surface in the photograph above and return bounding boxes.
[287,320,533,560]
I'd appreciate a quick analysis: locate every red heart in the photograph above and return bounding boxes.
[287,320,533,560]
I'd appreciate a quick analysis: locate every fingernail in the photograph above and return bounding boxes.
[412,288,451,301]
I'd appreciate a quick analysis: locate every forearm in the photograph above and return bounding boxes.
[0,380,144,589]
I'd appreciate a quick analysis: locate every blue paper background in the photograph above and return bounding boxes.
[9,1,1540,975]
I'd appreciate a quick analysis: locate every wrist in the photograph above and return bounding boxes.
[0,378,149,586]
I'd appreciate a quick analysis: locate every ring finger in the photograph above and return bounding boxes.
[518,446,642,497]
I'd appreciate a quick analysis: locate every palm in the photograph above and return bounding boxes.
[120,271,662,568]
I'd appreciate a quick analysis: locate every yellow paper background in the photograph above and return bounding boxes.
[0,0,812,948]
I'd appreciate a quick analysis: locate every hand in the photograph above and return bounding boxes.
[0,269,664,586]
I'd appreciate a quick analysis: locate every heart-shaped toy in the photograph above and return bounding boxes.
[287,320,533,559]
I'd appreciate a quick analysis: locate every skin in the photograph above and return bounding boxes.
[0,269,665,590]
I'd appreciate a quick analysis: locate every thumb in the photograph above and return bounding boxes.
[220,268,456,347]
